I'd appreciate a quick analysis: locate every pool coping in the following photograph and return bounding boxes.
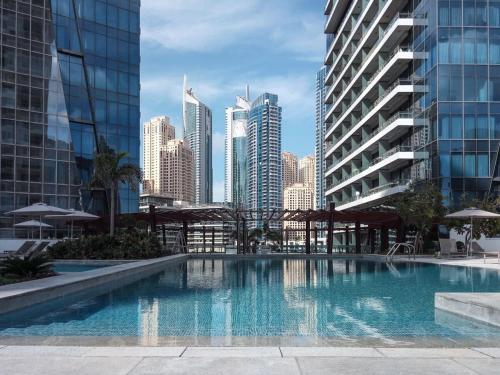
[0,254,189,315]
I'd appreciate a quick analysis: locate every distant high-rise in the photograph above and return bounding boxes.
[299,155,316,191]
[183,76,213,204]
[282,152,299,190]
[224,88,251,207]
[143,116,176,193]
[315,67,327,210]
[248,93,282,229]
[143,117,194,203]
[284,183,315,242]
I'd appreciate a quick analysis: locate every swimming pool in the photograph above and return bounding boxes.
[1,258,500,340]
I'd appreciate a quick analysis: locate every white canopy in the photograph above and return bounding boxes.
[45,210,99,239]
[445,207,500,219]
[445,207,500,256]
[14,220,52,228]
[7,203,71,216]
[8,203,70,239]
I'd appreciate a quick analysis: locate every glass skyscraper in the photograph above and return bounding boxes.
[414,0,500,205]
[224,91,250,207]
[247,93,282,229]
[315,66,327,210]
[183,76,213,205]
[0,0,140,237]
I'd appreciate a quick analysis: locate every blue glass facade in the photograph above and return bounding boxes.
[414,0,500,206]
[0,0,140,237]
[247,93,282,230]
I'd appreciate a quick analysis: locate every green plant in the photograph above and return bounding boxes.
[47,230,163,260]
[0,255,53,279]
[91,151,142,236]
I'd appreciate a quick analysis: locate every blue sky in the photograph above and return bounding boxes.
[140,0,325,201]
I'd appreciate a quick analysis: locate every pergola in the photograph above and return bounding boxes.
[103,203,402,255]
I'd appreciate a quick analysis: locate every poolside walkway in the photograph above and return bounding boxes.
[1,345,499,374]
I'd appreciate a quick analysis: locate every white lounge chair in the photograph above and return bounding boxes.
[471,242,500,264]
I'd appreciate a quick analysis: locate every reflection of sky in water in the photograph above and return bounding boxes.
[1,259,500,340]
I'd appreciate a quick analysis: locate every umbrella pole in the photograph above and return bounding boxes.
[40,215,42,240]
[71,220,74,239]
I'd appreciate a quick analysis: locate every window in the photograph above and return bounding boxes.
[464,153,476,176]
[451,153,463,176]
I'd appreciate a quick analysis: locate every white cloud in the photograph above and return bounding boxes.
[141,0,323,60]
[212,180,225,202]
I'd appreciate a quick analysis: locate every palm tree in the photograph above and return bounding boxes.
[247,228,263,254]
[92,151,142,236]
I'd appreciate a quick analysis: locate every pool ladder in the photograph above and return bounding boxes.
[386,243,415,262]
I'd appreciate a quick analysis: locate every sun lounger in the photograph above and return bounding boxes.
[471,242,500,264]
[438,239,466,258]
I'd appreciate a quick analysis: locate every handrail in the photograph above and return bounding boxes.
[386,242,415,262]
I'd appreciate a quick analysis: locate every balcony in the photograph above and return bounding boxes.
[325,0,351,34]
[325,78,425,141]
[326,11,426,87]
[325,111,422,171]
[324,0,374,65]
[325,146,427,193]
[335,180,411,211]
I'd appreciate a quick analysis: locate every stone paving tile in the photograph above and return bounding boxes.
[472,347,500,358]
[0,345,93,357]
[377,347,489,358]
[297,357,476,375]
[130,357,301,375]
[453,358,500,375]
[183,346,281,357]
[85,346,185,357]
[0,355,142,375]
[280,346,382,357]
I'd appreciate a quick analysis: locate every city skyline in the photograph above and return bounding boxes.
[139,0,324,201]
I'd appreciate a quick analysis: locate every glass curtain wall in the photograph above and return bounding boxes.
[414,0,500,206]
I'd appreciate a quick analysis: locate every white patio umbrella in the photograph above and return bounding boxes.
[14,220,53,239]
[45,210,100,239]
[445,207,500,256]
[7,203,70,239]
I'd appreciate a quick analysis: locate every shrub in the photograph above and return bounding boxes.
[47,230,163,260]
[0,255,54,279]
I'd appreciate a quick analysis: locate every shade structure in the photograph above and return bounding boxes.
[14,220,52,228]
[45,210,100,238]
[14,220,52,239]
[8,203,70,239]
[445,207,500,256]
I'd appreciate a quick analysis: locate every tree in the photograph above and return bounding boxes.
[92,151,142,236]
[384,183,446,252]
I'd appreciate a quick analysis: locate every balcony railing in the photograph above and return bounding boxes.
[334,145,414,185]
[336,179,411,206]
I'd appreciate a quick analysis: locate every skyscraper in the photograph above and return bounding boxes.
[323,0,500,209]
[315,67,327,210]
[143,116,176,194]
[284,183,315,242]
[0,0,140,237]
[224,88,251,206]
[143,116,194,202]
[247,93,282,229]
[299,155,316,190]
[282,152,299,190]
[183,76,213,204]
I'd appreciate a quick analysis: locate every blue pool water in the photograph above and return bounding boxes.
[52,263,109,273]
[1,259,500,338]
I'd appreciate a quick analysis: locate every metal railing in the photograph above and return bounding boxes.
[386,242,415,261]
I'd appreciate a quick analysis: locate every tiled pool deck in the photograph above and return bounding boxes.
[0,345,499,374]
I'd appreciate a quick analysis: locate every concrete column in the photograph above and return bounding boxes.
[355,221,361,253]
[305,220,311,254]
